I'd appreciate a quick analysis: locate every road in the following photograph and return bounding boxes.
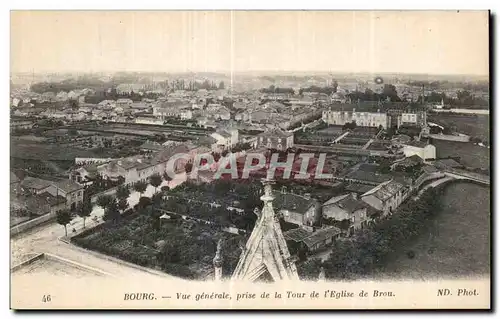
[11,174,187,278]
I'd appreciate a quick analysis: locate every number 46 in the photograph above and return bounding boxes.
[42,295,51,302]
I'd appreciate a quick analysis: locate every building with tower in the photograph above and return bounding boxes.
[230,179,299,282]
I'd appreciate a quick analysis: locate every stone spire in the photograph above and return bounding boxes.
[231,178,299,282]
[213,239,224,281]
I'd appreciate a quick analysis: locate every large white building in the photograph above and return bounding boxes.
[322,109,390,129]
[402,141,436,161]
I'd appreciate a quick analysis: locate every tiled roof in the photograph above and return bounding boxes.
[362,180,404,202]
[54,179,84,193]
[302,226,342,248]
[284,226,342,248]
[323,193,369,214]
[283,227,312,242]
[273,191,315,214]
[21,177,53,190]
[37,192,67,206]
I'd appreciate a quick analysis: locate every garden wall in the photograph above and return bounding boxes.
[10,211,57,237]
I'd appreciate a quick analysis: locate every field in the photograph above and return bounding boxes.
[374,182,490,280]
[10,142,95,161]
[428,114,490,143]
[432,139,490,170]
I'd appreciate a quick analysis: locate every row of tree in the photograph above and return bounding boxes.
[57,172,174,236]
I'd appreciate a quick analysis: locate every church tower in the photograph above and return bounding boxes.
[231,179,299,282]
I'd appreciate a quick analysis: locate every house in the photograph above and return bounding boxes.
[180,109,193,120]
[249,110,277,123]
[130,101,151,111]
[20,177,84,210]
[51,179,85,211]
[330,92,348,104]
[402,141,436,161]
[254,129,294,150]
[97,145,189,186]
[391,154,424,171]
[361,180,407,216]
[98,100,116,109]
[12,192,67,217]
[273,192,321,227]
[70,164,100,186]
[210,129,239,152]
[283,226,342,253]
[322,109,389,129]
[212,106,231,121]
[153,100,191,119]
[232,101,248,110]
[234,111,250,122]
[11,120,33,131]
[116,98,133,108]
[290,96,314,106]
[11,97,21,107]
[56,91,69,102]
[20,176,54,195]
[322,193,371,235]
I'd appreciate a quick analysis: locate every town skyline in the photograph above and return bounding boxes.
[11,11,489,76]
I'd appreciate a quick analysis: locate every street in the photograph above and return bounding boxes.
[11,174,187,279]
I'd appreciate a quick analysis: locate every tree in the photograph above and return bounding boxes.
[96,194,113,211]
[161,185,170,193]
[117,198,129,214]
[134,180,148,196]
[149,174,163,193]
[103,199,120,224]
[218,81,225,90]
[116,185,130,202]
[76,201,92,228]
[56,209,73,237]
[185,162,193,174]
[137,196,152,214]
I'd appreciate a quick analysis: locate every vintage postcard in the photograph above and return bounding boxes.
[10,10,490,310]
